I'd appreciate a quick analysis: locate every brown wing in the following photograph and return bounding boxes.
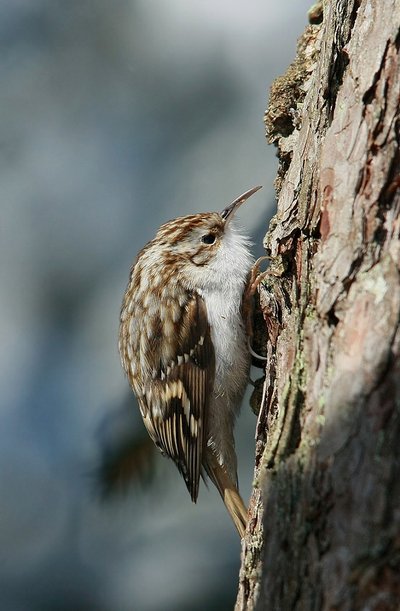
[140,292,215,502]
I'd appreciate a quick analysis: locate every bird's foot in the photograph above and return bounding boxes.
[244,256,272,362]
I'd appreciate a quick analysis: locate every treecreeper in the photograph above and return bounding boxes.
[119,186,266,537]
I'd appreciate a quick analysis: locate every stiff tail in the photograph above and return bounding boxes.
[205,451,248,538]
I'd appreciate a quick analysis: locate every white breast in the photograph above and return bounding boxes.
[198,223,253,410]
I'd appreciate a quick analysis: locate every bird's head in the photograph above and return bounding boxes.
[153,186,262,269]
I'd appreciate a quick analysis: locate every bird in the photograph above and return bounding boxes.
[118,186,263,537]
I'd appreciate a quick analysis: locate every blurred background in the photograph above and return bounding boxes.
[0,1,309,609]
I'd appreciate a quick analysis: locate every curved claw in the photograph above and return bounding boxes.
[254,255,271,268]
[249,256,273,296]
[248,338,267,361]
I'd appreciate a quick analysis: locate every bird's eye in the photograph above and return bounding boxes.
[201,233,216,245]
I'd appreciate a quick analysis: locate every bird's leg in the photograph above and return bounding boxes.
[243,256,272,361]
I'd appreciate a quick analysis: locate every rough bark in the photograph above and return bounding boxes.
[237,1,400,609]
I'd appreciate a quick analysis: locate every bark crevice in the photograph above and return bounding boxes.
[237,2,400,609]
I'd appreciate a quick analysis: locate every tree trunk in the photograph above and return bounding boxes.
[237,2,400,609]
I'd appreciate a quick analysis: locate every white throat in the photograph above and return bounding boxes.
[197,224,253,404]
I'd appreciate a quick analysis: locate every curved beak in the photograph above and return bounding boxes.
[220,185,262,223]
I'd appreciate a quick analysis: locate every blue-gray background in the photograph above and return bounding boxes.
[0,2,309,609]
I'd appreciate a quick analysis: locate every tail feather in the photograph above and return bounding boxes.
[205,452,248,538]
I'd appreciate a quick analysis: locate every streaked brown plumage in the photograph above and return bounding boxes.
[119,186,262,537]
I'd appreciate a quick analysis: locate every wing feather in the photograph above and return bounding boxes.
[141,292,214,502]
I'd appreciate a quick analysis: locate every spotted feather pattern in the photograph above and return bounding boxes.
[121,278,214,501]
[119,189,259,536]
